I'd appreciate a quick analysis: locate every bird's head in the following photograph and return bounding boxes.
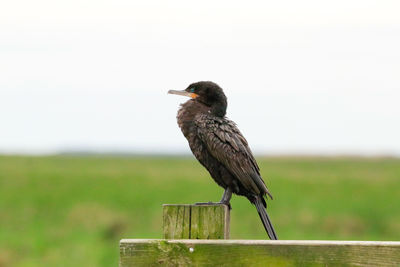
[168,81,227,117]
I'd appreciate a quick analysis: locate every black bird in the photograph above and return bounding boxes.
[168,81,278,240]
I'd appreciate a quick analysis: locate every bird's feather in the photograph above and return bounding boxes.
[255,196,278,240]
[194,114,272,198]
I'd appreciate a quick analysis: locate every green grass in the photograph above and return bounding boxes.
[0,155,399,266]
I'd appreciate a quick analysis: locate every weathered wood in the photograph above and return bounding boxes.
[163,205,191,239]
[163,204,229,239]
[120,239,400,267]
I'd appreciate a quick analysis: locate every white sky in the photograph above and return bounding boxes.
[1,0,399,155]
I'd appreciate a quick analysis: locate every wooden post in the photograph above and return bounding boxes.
[163,204,230,239]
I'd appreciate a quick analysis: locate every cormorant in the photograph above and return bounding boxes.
[168,81,278,240]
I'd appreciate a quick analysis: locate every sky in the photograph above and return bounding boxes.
[1,0,400,155]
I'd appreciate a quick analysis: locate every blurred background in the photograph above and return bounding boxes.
[1,0,400,266]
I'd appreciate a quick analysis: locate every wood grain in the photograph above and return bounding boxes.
[163,204,230,240]
[120,239,400,267]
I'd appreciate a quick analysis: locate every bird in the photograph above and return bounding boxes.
[168,81,278,240]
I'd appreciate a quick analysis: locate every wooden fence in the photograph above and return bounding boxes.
[120,204,400,266]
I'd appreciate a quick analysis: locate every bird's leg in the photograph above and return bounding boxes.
[219,187,232,205]
[195,188,232,209]
[219,187,232,209]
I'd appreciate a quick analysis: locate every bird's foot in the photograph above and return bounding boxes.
[194,201,231,210]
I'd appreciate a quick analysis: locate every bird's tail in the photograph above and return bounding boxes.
[254,196,278,240]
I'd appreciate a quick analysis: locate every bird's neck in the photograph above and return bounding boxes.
[211,102,227,117]
[178,100,226,121]
[177,100,227,139]
[178,100,208,123]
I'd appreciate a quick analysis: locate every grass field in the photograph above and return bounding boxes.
[0,155,399,266]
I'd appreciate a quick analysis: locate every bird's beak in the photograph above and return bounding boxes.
[168,90,199,99]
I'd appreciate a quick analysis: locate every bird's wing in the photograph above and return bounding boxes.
[195,114,272,198]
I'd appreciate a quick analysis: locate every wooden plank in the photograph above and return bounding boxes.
[120,239,400,267]
[163,204,229,239]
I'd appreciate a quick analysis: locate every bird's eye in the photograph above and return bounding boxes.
[190,88,195,93]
